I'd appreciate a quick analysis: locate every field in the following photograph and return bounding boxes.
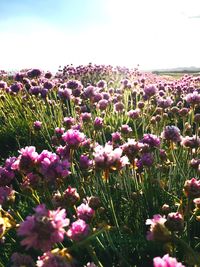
[0,64,200,267]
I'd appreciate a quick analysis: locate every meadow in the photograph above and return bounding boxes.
[0,64,200,267]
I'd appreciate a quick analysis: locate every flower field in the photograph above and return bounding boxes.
[0,64,200,266]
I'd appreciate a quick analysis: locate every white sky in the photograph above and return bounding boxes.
[0,0,200,71]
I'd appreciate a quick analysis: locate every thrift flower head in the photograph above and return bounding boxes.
[17,204,69,251]
[12,146,38,173]
[93,143,129,171]
[161,126,181,143]
[183,178,200,198]
[153,254,185,267]
[62,129,85,149]
[67,219,90,241]
[11,252,35,267]
[77,203,95,222]
[185,91,200,106]
[141,134,160,148]
[146,214,171,242]
[37,250,73,267]
[165,212,184,232]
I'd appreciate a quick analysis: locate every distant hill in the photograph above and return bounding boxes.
[152,66,200,74]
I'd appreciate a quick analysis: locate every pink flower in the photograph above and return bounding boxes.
[77,203,95,222]
[146,214,170,242]
[0,186,15,205]
[62,129,85,149]
[67,219,90,241]
[93,143,129,171]
[18,204,69,251]
[37,251,72,267]
[183,178,200,198]
[12,146,38,173]
[153,254,185,267]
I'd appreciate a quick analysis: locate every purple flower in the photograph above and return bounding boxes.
[12,146,38,173]
[27,69,42,78]
[153,254,185,267]
[79,155,92,169]
[63,117,75,129]
[0,186,15,205]
[161,126,181,143]
[114,102,124,112]
[143,84,158,99]
[11,252,35,267]
[128,109,140,119]
[121,124,132,135]
[76,203,95,222]
[93,143,129,170]
[37,150,70,182]
[81,112,92,123]
[183,178,200,198]
[185,91,200,106]
[94,117,103,130]
[181,135,200,149]
[122,139,141,161]
[53,186,80,207]
[67,219,90,241]
[33,121,42,131]
[111,132,122,143]
[141,134,160,148]
[97,99,109,110]
[0,165,15,186]
[139,153,154,167]
[62,129,85,149]
[97,80,107,89]
[10,82,23,93]
[18,204,69,251]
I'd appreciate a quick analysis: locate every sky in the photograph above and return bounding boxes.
[0,0,200,71]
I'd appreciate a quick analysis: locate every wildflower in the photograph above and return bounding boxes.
[183,178,200,198]
[161,126,181,143]
[18,204,69,251]
[10,252,35,267]
[143,84,158,99]
[12,146,38,173]
[37,249,73,267]
[10,82,23,93]
[52,186,80,207]
[97,99,109,110]
[165,212,184,232]
[37,150,70,182]
[141,134,160,148]
[181,135,200,149]
[94,117,103,130]
[77,203,95,222]
[185,91,200,106]
[114,102,124,112]
[67,219,90,241]
[121,124,132,135]
[33,121,42,131]
[128,109,140,119]
[153,254,185,267]
[0,186,15,205]
[27,68,42,78]
[0,158,16,186]
[79,155,92,169]
[146,214,171,242]
[93,143,129,171]
[122,139,141,161]
[63,117,75,129]
[62,129,85,149]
